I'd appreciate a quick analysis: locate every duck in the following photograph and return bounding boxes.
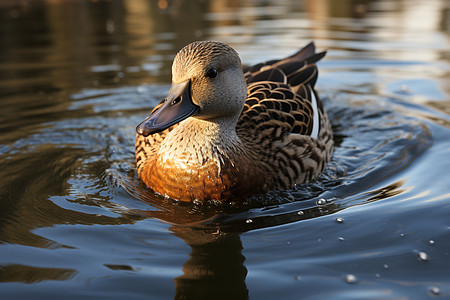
[135,41,333,203]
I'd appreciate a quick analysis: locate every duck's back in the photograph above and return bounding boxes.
[236,42,333,189]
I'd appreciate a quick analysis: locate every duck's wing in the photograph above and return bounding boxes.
[237,43,333,186]
[239,42,326,138]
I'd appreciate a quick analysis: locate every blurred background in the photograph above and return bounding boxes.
[0,1,449,299]
[1,0,449,91]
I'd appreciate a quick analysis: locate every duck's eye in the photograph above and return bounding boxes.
[206,68,218,78]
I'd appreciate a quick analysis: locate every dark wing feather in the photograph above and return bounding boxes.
[238,43,326,139]
[237,43,331,187]
[243,42,326,86]
[237,82,314,136]
[246,68,286,84]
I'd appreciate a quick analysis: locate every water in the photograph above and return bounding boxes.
[1,0,449,299]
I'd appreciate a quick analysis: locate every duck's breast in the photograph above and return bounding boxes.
[140,152,266,202]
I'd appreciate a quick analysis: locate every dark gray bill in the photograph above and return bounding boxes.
[136,80,199,136]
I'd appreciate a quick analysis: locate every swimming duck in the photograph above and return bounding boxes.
[135,41,333,202]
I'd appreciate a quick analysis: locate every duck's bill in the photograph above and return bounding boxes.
[136,80,199,136]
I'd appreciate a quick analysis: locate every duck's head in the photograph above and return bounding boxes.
[137,41,247,136]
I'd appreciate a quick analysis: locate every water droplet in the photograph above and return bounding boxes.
[317,198,327,205]
[335,217,344,223]
[429,240,435,245]
[287,241,291,245]
[245,219,253,224]
[317,238,322,242]
[297,210,304,215]
[338,237,345,241]
[344,274,358,284]
[429,286,441,295]
[400,233,405,237]
[383,264,389,269]
[375,273,381,278]
[417,251,429,262]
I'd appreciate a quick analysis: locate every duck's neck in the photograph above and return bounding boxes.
[158,116,244,167]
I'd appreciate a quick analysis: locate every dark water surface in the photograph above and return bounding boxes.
[1,0,450,299]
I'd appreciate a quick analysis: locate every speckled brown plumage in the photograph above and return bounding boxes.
[135,41,333,202]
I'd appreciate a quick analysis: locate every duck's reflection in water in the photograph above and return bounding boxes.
[171,226,248,300]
